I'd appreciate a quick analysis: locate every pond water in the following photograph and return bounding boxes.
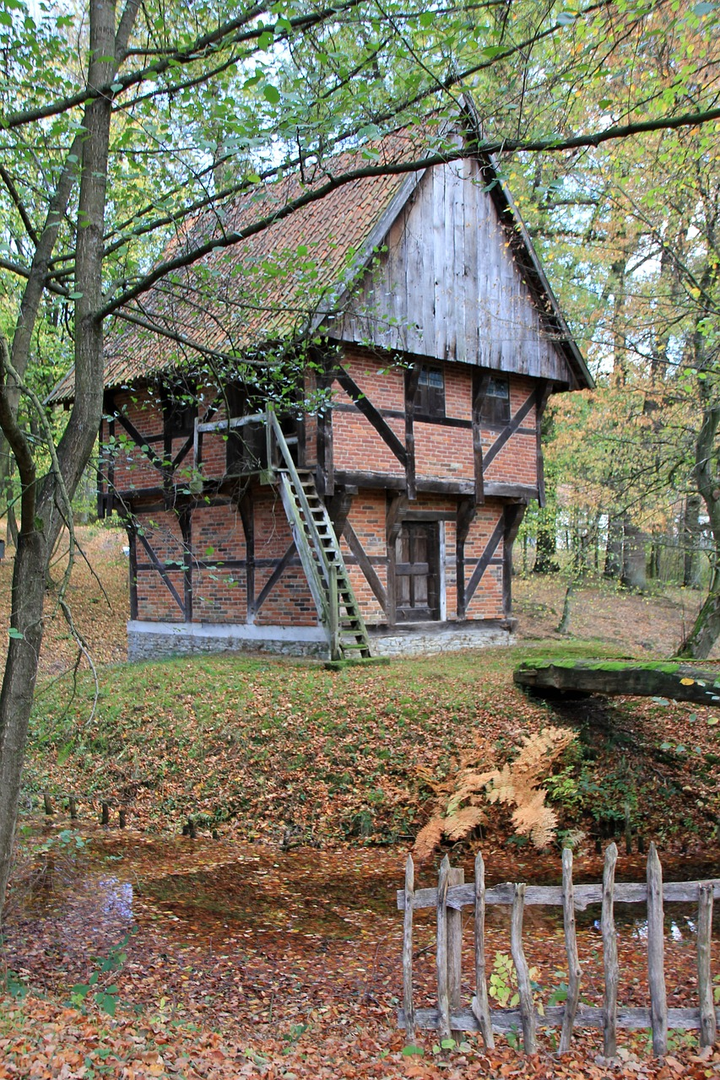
[4,823,719,1035]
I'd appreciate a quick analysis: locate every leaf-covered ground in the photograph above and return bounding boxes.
[2,525,720,1077]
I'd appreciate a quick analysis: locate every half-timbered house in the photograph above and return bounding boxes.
[52,127,592,661]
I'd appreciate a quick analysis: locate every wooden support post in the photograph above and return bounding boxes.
[602,842,619,1059]
[647,843,668,1056]
[436,856,451,1041]
[43,793,53,816]
[502,503,526,618]
[238,491,256,623]
[101,801,110,826]
[471,851,495,1048]
[455,498,475,619]
[128,525,138,620]
[471,370,490,506]
[405,364,421,502]
[402,854,416,1044]
[118,807,127,829]
[447,866,464,1043]
[697,881,716,1048]
[511,882,537,1053]
[69,796,78,820]
[560,847,582,1054]
[179,506,193,622]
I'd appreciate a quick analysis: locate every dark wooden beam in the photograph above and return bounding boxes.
[405,363,421,502]
[254,542,296,614]
[116,413,167,475]
[502,502,526,617]
[334,365,407,467]
[127,524,138,620]
[333,402,473,430]
[483,388,540,472]
[472,370,491,506]
[464,514,506,609]
[386,491,408,546]
[455,497,476,619]
[343,521,388,615]
[136,531,186,616]
[333,470,536,502]
[327,490,354,537]
[237,489,255,621]
[179,506,193,622]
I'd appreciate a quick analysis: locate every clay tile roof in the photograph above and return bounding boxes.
[49,131,420,403]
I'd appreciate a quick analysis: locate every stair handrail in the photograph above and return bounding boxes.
[265,408,335,588]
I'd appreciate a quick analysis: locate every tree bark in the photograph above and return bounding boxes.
[515,659,720,704]
[0,0,137,925]
[683,494,702,589]
[621,515,647,592]
[604,514,623,579]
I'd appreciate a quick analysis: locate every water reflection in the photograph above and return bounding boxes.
[97,877,134,921]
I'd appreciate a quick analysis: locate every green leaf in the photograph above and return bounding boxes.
[419,10,433,26]
[263,83,280,104]
[440,1038,456,1049]
[401,1045,424,1056]
[8,627,23,639]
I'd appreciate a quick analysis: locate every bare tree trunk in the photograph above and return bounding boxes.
[621,516,647,592]
[0,0,136,925]
[604,515,623,579]
[0,530,47,907]
[683,494,702,588]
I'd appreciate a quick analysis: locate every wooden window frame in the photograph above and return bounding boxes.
[480,375,510,426]
[414,365,445,419]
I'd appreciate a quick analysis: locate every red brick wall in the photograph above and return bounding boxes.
[321,348,539,489]
[340,489,505,625]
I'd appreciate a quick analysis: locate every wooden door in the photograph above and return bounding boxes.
[395,522,440,621]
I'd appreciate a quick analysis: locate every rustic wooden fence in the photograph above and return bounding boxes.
[397,843,719,1056]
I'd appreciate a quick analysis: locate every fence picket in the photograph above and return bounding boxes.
[511,882,537,1053]
[601,842,619,1058]
[697,881,716,1048]
[398,848,720,1055]
[402,854,415,1044]
[447,866,464,1043]
[471,851,495,1049]
[560,847,582,1054]
[436,855,451,1041]
[647,843,668,1056]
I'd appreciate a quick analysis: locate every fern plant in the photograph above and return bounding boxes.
[413,726,575,860]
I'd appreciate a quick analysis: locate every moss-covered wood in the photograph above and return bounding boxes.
[514,659,720,705]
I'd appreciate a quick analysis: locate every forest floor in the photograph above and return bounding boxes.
[1,524,720,1079]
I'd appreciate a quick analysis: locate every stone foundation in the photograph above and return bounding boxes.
[126,620,330,661]
[368,620,515,656]
[126,618,516,661]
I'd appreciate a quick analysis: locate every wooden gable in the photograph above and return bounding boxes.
[328,156,583,387]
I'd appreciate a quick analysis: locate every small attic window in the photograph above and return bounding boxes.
[414,366,445,418]
[480,375,510,425]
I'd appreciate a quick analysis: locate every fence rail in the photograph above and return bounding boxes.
[396,844,719,1056]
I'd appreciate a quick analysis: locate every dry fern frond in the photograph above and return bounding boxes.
[413,725,576,856]
[486,764,514,805]
[413,817,446,861]
[443,805,485,842]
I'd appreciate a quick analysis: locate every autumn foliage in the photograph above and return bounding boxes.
[413,727,575,860]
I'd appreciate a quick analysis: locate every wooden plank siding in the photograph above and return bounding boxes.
[332,158,570,383]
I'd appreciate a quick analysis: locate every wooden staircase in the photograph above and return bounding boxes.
[266,412,372,661]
